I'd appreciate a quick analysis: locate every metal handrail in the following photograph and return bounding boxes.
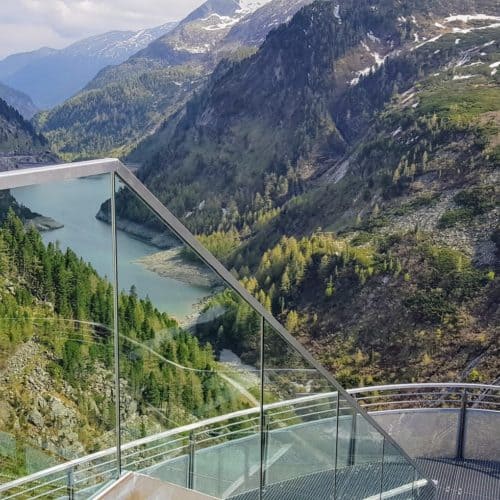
[1,383,497,495]
[348,383,500,394]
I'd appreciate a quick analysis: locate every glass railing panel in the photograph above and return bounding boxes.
[261,320,338,498]
[113,176,261,498]
[335,395,384,499]
[192,414,261,498]
[464,387,500,462]
[0,174,117,496]
[381,440,418,499]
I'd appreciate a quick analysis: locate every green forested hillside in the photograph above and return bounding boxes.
[34,66,203,160]
[0,211,247,477]
[118,0,499,385]
[0,97,47,154]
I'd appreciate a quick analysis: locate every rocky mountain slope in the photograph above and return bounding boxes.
[0,22,177,109]
[35,0,314,159]
[119,0,499,385]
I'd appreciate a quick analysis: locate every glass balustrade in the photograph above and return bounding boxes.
[113,178,262,499]
[0,161,435,499]
[0,171,118,498]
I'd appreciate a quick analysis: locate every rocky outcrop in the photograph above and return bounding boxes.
[0,338,144,461]
[26,215,63,232]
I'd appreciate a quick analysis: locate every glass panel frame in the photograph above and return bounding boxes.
[114,174,263,499]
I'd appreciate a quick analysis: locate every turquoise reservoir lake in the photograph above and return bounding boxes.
[13,175,209,319]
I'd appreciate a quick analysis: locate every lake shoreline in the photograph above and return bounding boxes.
[13,177,210,318]
[135,247,219,289]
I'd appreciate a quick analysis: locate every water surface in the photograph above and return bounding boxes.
[13,175,209,319]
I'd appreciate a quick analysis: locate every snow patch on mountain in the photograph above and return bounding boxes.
[453,74,479,80]
[203,14,240,31]
[237,0,272,15]
[445,14,500,23]
[350,40,388,86]
[333,4,341,22]
[414,34,442,49]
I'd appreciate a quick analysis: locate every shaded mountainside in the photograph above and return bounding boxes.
[0,82,38,120]
[117,0,499,385]
[0,97,56,171]
[35,0,313,160]
[0,98,47,155]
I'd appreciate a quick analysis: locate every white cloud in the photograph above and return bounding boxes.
[0,0,205,59]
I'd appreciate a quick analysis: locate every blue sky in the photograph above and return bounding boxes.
[0,0,205,59]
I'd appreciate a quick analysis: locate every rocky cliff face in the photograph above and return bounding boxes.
[0,339,144,461]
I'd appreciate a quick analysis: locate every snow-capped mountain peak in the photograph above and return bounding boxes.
[64,23,178,60]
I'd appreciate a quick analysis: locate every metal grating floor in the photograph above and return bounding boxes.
[231,460,500,499]
[232,463,427,499]
[416,459,500,500]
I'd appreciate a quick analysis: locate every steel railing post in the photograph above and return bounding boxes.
[111,173,122,477]
[244,442,250,488]
[188,431,196,490]
[67,467,75,500]
[217,446,223,499]
[348,409,357,467]
[261,414,269,491]
[456,390,468,460]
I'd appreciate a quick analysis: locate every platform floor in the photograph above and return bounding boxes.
[416,458,500,500]
[232,459,500,499]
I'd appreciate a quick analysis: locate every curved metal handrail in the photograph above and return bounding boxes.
[1,383,498,497]
[349,383,500,413]
[349,383,500,393]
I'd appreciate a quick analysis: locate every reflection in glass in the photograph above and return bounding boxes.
[0,173,116,495]
[114,177,261,498]
[262,320,338,498]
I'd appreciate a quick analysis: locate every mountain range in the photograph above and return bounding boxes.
[114,0,499,385]
[35,0,314,159]
[1,0,499,385]
[0,22,177,109]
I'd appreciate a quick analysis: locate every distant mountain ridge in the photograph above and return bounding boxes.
[0,82,38,119]
[36,0,313,159]
[0,22,178,109]
[131,0,272,63]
